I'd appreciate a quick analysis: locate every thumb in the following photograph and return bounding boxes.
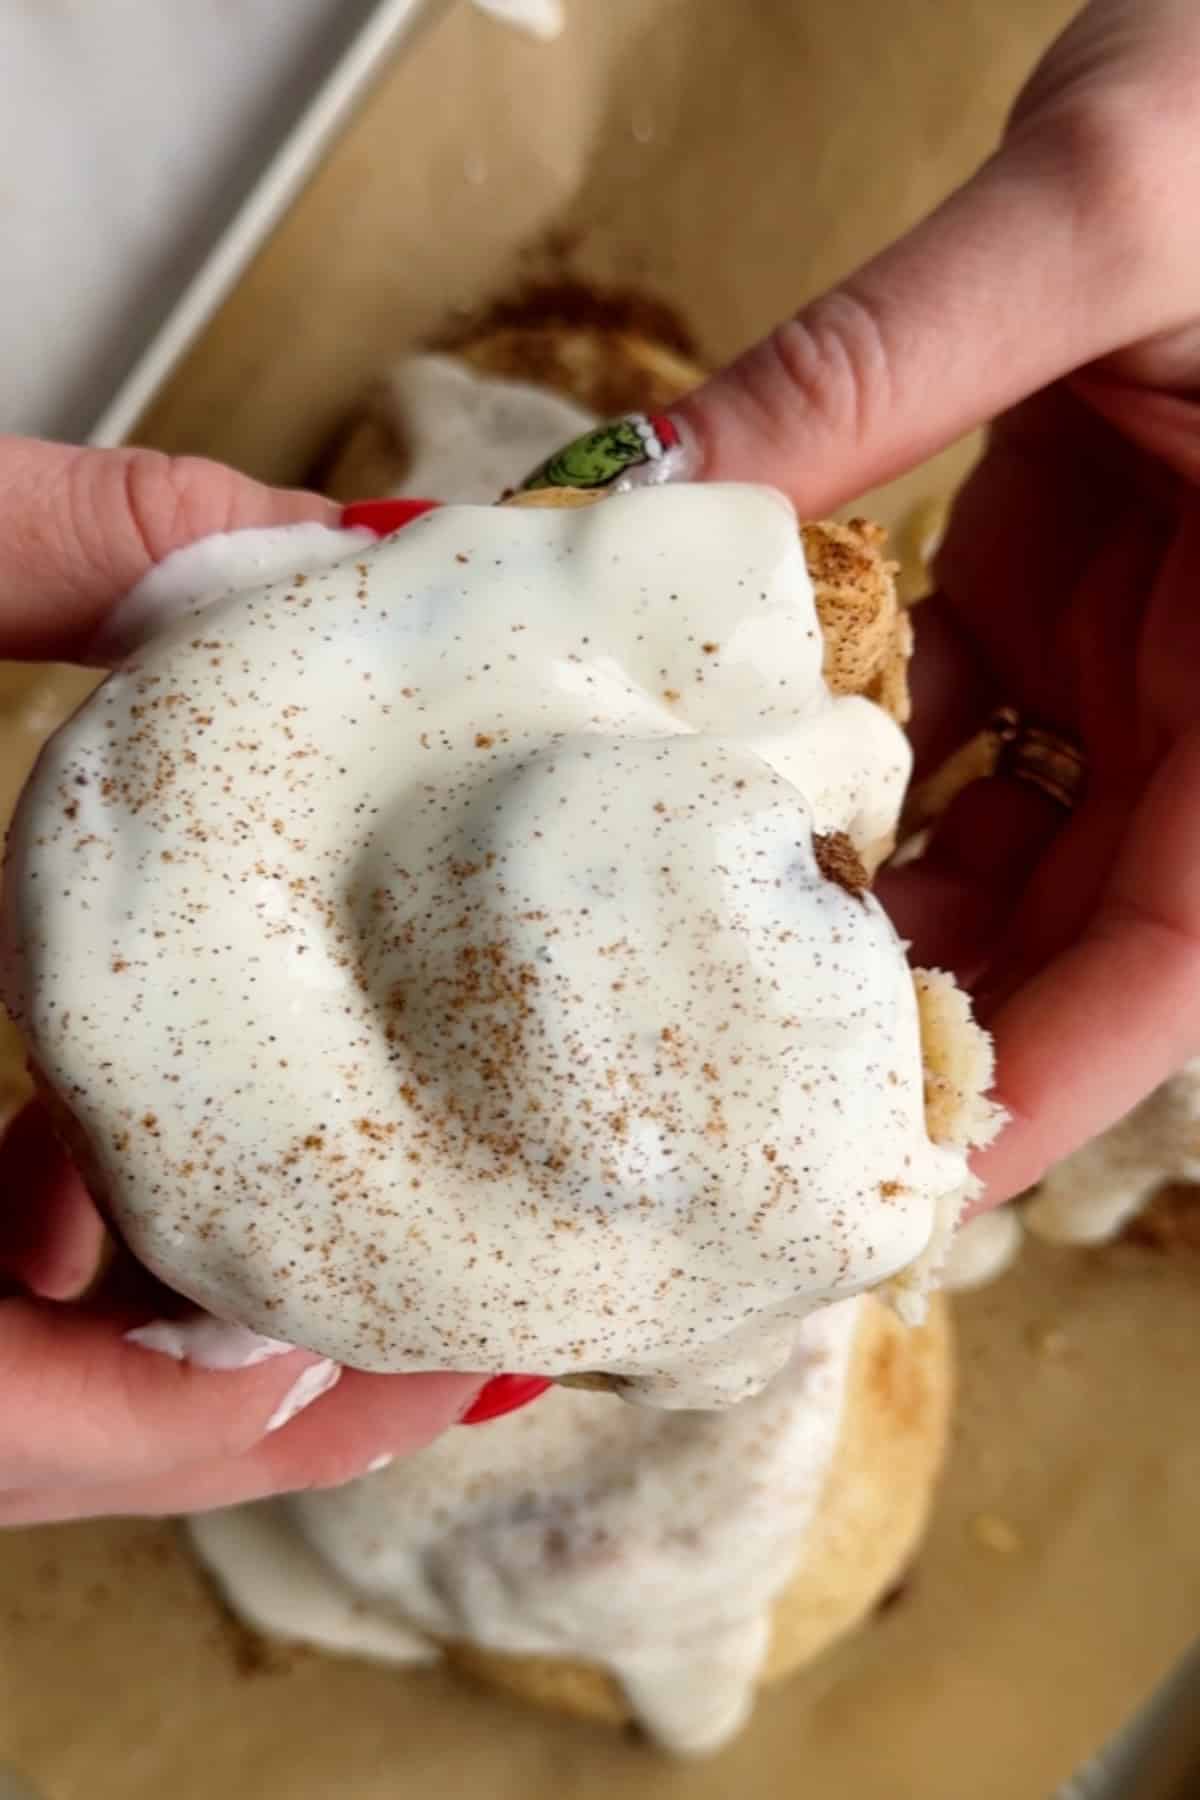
[0,438,336,661]
[675,99,1194,512]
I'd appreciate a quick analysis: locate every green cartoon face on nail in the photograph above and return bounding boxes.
[521,418,651,492]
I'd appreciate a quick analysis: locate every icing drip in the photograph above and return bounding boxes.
[190,1300,861,1753]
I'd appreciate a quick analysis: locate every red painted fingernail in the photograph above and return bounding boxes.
[341,498,442,535]
[459,1374,553,1425]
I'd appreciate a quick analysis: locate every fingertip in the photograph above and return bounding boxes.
[0,438,338,661]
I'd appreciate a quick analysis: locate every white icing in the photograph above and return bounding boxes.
[373,354,596,503]
[264,1360,341,1433]
[188,1504,437,1666]
[615,1620,770,1756]
[1025,1058,1200,1246]
[887,1183,970,1322]
[125,1316,293,1370]
[88,523,374,665]
[4,483,970,1407]
[471,0,565,41]
[189,1299,861,1753]
[941,1206,1022,1292]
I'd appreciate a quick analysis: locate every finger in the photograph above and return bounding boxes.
[0,1100,108,1299]
[879,775,1065,979]
[973,782,1135,1024]
[974,725,1200,1205]
[877,864,992,989]
[673,92,1200,511]
[0,1297,341,1486]
[933,390,1149,714]
[1076,372,1200,486]
[0,1366,484,1526]
[963,502,1171,1004]
[903,592,996,780]
[0,439,336,661]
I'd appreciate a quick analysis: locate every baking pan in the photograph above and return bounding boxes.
[87,0,449,449]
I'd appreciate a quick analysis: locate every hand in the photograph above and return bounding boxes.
[0,437,486,1525]
[673,0,1200,1207]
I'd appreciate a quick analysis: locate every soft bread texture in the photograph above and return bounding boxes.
[503,485,600,510]
[800,519,911,725]
[446,1294,951,1727]
[912,968,1002,1156]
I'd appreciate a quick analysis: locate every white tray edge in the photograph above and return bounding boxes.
[87,0,451,449]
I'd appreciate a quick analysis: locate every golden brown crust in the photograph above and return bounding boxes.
[554,1370,622,1393]
[764,1295,951,1681]
[801,519,909,725]
[501,486,601,512]
[455,326,705,423]
[446,1296,953,1728]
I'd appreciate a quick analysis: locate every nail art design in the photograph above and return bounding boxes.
[518,412,688,495]
[459,1373,553,1425]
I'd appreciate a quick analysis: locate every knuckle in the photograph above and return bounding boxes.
[114,447,184,566]
[62,446,166,578]
[1049,86,1146,195]
[51,444,199,601]
[748,292,894,452]
[53,444,246,594]
[1031,86,1183,274]
[116,448,241,568]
